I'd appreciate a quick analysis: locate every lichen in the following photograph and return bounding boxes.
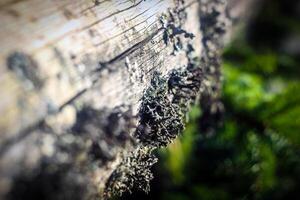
[104,146,157,198]
[135,71,183,146]
[104,1,206,197]
[135,60,203,146]
[160,3,195,55]
[104,58,203,197]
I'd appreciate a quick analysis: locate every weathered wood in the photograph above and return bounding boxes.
[0,0,256,199]
[0,0,184,145]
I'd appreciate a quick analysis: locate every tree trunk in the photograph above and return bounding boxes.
[0,0,257,199]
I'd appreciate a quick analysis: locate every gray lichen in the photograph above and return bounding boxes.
[160,3,195,55]
[104,61,204,198]
[104,147,157,198]
[135,71,183,146]
[135,65,202,147]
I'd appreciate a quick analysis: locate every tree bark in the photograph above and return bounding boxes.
[0,0,257,199]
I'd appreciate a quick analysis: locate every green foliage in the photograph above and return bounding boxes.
[223,63,266,110]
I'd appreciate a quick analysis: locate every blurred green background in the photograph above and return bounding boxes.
[119,0,300,199]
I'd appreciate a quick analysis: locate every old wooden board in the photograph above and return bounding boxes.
[0,0,256,199]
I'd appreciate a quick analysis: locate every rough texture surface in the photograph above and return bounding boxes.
[0,0,256,199]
